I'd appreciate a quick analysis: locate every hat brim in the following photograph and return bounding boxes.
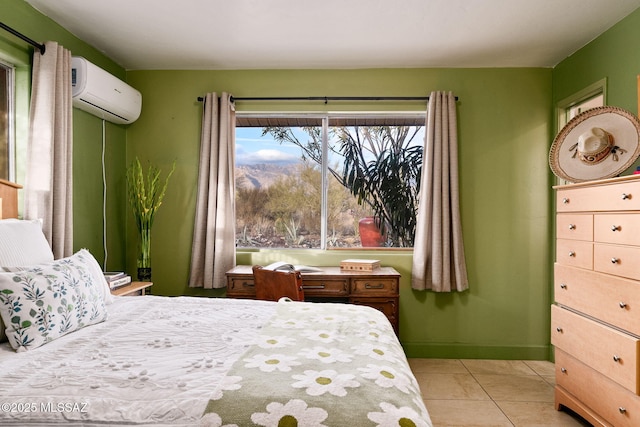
[549,106,640,183]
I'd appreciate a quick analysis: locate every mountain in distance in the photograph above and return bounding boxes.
[236,163,295,190]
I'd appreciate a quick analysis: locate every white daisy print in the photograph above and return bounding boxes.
[199,411,240,427]
[359,364,414,394]
[310,314,349,324]
[243,353,301,373]
[209,375,243,400]
[271,318,310,329]
[291,369,360,396]
[367,402,432,427]
[300,329,342,344]
[256,335,296,349]
[251,399,328,427]
[298,346,354,364]
[352,342,398,362]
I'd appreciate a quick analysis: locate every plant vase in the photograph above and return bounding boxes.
[137,226,152,281]
[359,216,385,247]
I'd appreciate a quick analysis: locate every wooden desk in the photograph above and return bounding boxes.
[226,266,400,333]
[111,281,153,296]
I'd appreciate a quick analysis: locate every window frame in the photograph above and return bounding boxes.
[235,111,427,250]
[0,58,16,182]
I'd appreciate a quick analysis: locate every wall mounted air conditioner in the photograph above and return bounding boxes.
[71,57,142,124]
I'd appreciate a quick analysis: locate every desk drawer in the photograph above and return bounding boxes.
[594,244,640,280]
[595,214,640,245]
[552,305,639,394]
[554,264,640,336]
[556,239,593,269]
[556,350,640,427]
[227,276,256,297]
[350,277,398,295]
[350,297,398,332]
[302,278,349,297]
[557,214,593,241]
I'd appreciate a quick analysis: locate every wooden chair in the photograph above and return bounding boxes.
[252,265,304,301]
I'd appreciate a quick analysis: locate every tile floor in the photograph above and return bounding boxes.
[408,359,592,427]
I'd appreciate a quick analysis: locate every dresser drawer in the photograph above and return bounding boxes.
[595,214,640,245]
[557,180,640,212]
[555,264,640,336]
[350,277,398,295]
[556,239,593,269]
[557,214,593,241]
[301,278,349,297]
[227,276,256,297]
[594,244,640,280]
[551,305,639,394]
[556,350,640,427]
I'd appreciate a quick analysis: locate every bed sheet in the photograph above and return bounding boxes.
[0,296,276,426]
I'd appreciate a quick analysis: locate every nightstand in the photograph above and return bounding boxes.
[111,281,153,296]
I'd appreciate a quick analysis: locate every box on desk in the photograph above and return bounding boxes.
[340,259,380,272]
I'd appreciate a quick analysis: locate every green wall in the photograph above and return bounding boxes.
[1,0,129,271]
[126,68,554,359]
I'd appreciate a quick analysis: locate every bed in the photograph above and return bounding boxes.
[0,182,432,426]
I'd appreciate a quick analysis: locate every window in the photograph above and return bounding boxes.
[0,60,15,181]
[235,113,425,249]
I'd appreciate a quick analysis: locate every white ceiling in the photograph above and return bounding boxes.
[25,0,640,70]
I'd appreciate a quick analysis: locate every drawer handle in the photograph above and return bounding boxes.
[619,302,627,309]
[613,355,621,363]
[560,367,567,373]
[560,283,567,289]
[611,225,621,232]
[622,193,631,200]
[611,257,620,264]
[303,285,326,290]
[242,281,255,288]
[568,224,576,230]
[568,251,575,257]
[562,198,570,204]
[365,283,385,290]
[556,327,563,333]
[619,407,627,414]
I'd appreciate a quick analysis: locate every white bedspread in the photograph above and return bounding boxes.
[0,296,277,426]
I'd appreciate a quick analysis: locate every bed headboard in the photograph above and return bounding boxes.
[0,179,22,219]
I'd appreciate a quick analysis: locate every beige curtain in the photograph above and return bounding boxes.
[24,41,73,259]
[188,93,236,289]
[412,91,468,292]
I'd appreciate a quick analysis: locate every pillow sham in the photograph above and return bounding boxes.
[0,249,108,351]
[0,219,54,267]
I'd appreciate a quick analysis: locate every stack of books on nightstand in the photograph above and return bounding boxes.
[340,259,381,272]
[104,272,132,290]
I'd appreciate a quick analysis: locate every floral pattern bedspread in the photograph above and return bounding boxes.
[0,296,277,426]
[201,300,432,427]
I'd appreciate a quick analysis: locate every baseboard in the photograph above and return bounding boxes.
[401,342,551,360]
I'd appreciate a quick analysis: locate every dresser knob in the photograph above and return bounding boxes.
[619,302,627,309]
[560,283,567,289]
[556,327,563,333]
[569,251,576,257]
[568,224,576,230]
[613,355,621,363]
[611,258,620,264]
[611,225,621,232]
[619,407,627,414]
[560,367,567,373]
[562,198,570,204]
[622,193,631,200]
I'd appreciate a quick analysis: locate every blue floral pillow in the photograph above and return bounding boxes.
[0,250,108,351]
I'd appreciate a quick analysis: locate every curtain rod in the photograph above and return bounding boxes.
[0,22,45,54]
[197,95,458,103]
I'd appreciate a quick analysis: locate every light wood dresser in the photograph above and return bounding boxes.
[552,175,640,427]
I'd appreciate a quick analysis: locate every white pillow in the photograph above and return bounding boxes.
[0,219,54,267]
[0,249,109,351]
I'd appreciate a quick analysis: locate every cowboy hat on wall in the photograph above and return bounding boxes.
[549,106,640,183]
